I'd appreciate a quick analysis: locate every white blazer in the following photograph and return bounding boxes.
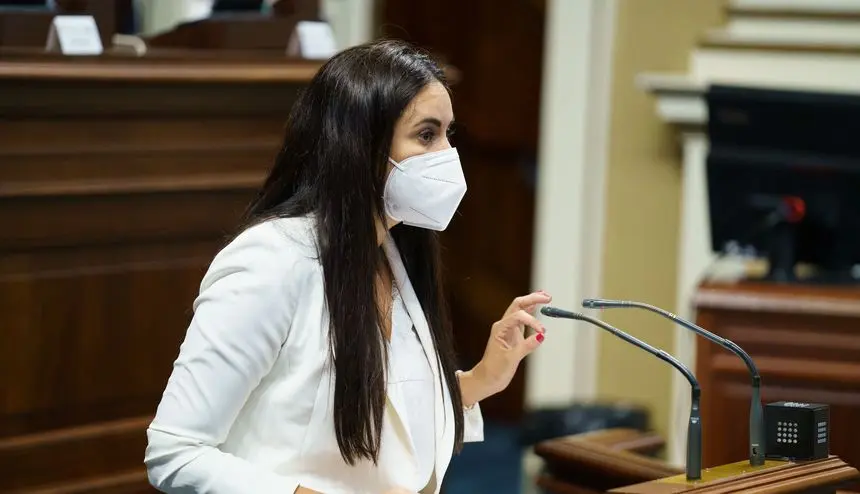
[145,216,484,494]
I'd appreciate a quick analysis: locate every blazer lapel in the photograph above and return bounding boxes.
[384,375,417,457]
[383,234,453,484]
[383,235,441,386]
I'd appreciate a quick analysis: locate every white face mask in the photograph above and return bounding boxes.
[384,147,467,231]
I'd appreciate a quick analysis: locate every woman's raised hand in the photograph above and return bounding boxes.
[466,291,552,401]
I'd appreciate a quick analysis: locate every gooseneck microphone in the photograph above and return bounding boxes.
[540,306,702,481]
[582,298,764,467]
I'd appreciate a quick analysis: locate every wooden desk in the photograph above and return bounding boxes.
[694,281,860,490]
[535,429,681,494]
[535,429,860,494]
[612,456,859,493]
[0,52,318,493]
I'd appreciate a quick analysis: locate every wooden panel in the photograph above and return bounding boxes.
[0,417,150,491]
[694,281,860,490]
[0,117,283,154]
[444,154,537,421]
[1,241,214,432]
[534,428,679,494]
[0,54,311,492]
[0,50,323,82]
[382,0,544,422]
[381,0,544,150]
[0,185,258,249]
[6,471,153,494]
[0,80,301,117]
[0,10,54,48]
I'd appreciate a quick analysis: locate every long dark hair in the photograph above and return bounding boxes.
[242,39,464,465]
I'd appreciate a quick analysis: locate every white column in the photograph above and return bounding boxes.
[527,0,616,408]
[666,131,749,465]
[667,132,709,465]
[524,0,615,487]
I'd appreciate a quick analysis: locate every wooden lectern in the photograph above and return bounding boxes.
[535,429,682,493]
[693,281,860,480]
[536,430,860,493]
[611,456,859,493]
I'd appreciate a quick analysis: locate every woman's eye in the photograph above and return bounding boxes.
[418,130,435,144]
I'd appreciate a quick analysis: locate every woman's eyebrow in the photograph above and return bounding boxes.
[412,117,442,129]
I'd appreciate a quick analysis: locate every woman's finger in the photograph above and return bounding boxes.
[505,291,552,317]
[517,331,545,359]
[507,309,546,334]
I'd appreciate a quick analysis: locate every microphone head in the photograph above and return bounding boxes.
[541,306,587,320]
[540,306,559,317]
[582,298,628,309]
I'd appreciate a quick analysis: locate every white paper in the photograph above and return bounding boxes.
[47,15,103,56]
[184,0,214,23]
[294,21,338,60]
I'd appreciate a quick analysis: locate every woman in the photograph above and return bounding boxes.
[145,39,551,494]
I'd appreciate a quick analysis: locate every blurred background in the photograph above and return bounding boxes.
[2,0,860,493]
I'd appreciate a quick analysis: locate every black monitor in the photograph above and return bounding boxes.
[706,84,860,284]
[212,0,264,11]
[0,0,49,8]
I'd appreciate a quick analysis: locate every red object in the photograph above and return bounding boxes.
[783,196,806,223]
[536,333,545,343]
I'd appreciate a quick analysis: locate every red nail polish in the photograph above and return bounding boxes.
[536,333,545,343]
